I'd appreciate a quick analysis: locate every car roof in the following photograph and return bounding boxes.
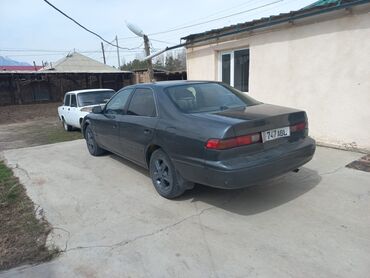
[66,88,115,94]
[124,80,219,89]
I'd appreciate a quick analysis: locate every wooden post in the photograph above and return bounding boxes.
[9,74,16,105]
[60,74,64,101]
[143,35,153,81]
[101,42,106,64]
[99,74,103,88]
[115,35,121,68]
[15,77,22,104]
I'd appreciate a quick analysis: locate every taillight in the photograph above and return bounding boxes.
[205,133,261,150]
[290,122,307,132]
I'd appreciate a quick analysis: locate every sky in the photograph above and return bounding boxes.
[0,0,315,67]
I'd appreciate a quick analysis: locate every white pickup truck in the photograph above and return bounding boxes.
[58,89,115,131]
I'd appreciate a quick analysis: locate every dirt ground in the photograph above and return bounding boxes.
[0,103,83,152]
[0,103,83,270]
[0,103,61,125]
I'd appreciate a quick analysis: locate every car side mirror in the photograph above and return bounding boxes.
[92,106,103,114]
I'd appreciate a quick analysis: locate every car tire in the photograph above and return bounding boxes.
[85,125,105,156]
[62,119,73,132]
[149,149,191,199]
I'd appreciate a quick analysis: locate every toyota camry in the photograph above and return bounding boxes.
[82,81,316,198]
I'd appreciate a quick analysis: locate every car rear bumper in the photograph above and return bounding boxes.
[173,137,316,189]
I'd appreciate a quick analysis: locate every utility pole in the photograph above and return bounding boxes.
[143,35,154,81]
[101,42,106,64]
[115,35,121,69]
[125,21,154,81]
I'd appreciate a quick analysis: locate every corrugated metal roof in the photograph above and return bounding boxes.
[182,0,367,43]
[1,66,43,72]
[39,52,121,73]
[303,0,342,9]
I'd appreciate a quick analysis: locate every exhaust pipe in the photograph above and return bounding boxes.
[292,168,300,173]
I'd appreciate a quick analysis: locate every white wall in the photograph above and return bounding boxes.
[186,7,370,152]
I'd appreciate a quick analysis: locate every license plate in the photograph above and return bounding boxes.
[262,126,290,142]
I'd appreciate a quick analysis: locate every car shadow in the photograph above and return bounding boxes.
[179,167,321,216]
[108,153,320,216]
[109,153,150,177]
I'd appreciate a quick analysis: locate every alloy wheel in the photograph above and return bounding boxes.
[152,158,173,191]
[86,129,95,153]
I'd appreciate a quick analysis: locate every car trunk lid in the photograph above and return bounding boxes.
[213,103,306,137]
[194,104,308,162]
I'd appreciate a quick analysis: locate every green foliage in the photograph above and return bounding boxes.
[120,59,149,71]
[164,56,184,72]
[0,161,21,204]
[46,128,82,144]
[0,162,12,181]
[120,49,186,72]
[0,160,59,270]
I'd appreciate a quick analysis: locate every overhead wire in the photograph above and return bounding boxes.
[7,0,306,62]
[116,0,284,44]
[42,0,130,50]
[148,0,283,36]
[158,0,261,32]
[149,0,301,43]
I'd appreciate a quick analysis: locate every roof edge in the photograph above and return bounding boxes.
[182,0,369,44]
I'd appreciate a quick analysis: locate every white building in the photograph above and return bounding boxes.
[183,0,370,152]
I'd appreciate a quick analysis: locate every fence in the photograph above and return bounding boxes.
[0,72,133,106]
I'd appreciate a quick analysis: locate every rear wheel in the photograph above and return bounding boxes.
[62,118,73,131]
[149,149,192,199]
[85,125,105,156]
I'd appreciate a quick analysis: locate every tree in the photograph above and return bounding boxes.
[120,59,148,71]
[120,48,187,72]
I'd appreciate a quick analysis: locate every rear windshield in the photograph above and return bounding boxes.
[77,90,115,107]
[165,83,260,113]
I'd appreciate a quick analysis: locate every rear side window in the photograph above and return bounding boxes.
[64,94,70,106]
[127,88,156,117]
[71,94,77,107]
[165,83,259,113]
[77,90,115,107]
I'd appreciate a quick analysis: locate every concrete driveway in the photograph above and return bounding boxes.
[1,140,370,278]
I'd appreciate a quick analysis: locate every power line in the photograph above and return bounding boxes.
[160,0,260,32]
[151,38,177,45]
[148,0,297,44]
[153,0,307,42]
[116,0,282,41]
[117,36,141,40]
[149,0,283,36]
[116,1,257,42]
[42,0,130,50]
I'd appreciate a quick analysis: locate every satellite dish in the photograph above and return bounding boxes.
[125,21,144,37]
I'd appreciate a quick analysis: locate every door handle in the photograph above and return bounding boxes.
[144,129,151,134]
[105,114,115,120]
[113,124,117,129]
